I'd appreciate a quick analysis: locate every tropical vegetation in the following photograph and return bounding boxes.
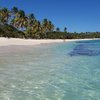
[0,7,100,39]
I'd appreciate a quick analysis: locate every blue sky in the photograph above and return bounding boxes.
[0,0,100,32]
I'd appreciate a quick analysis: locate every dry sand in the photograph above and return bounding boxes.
[0,37,99,46]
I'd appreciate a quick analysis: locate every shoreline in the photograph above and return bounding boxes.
[0,37,99,46]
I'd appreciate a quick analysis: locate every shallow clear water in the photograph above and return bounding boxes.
[0,40,100,100]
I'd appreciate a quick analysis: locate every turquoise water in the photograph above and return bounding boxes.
[0,40,100,100]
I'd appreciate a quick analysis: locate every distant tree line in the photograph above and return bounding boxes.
[0,7,100,39]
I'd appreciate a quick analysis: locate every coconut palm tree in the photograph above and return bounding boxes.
[12,10,28,30]
[42,18,49,33]
[30,20,42,38]
[28,13,35,27]
[48,21,54,32]
[0,8,3,24]
[64,27,67,32]
[0,8,10,25]
[56,27,60,32]
[11,7,18,16]
[10,7,18,26]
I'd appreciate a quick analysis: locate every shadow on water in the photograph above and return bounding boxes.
[69,40,100,56]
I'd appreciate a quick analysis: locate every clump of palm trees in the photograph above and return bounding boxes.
[0,6,55,38]
[1,7,100,39]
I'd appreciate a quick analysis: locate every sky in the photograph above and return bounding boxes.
[0,0,100,32]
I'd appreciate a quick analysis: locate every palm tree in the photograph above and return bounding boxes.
[56,27,60,32]
[11,6,18,16]
[28,13,35,27]
[26,19,40,38]
[0,8,3,24]
[0,6,59,39]
[48,21,54,32]
[10,7,19,26]
[0,8,10,25]
[31,20,42,38]
[42,18,49,33]
[64,27,67,32]
[12,10,28,30]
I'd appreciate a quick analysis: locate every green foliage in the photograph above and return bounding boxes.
[0,6,100,39]
[46,32,66,39]
[0,24,25,38]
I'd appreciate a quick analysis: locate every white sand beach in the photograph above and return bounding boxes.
[0,37,99,46]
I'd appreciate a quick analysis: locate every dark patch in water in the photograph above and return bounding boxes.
[69,44,100,56]
[76,40,100,43]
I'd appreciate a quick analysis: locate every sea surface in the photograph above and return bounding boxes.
[0,40,100,100]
